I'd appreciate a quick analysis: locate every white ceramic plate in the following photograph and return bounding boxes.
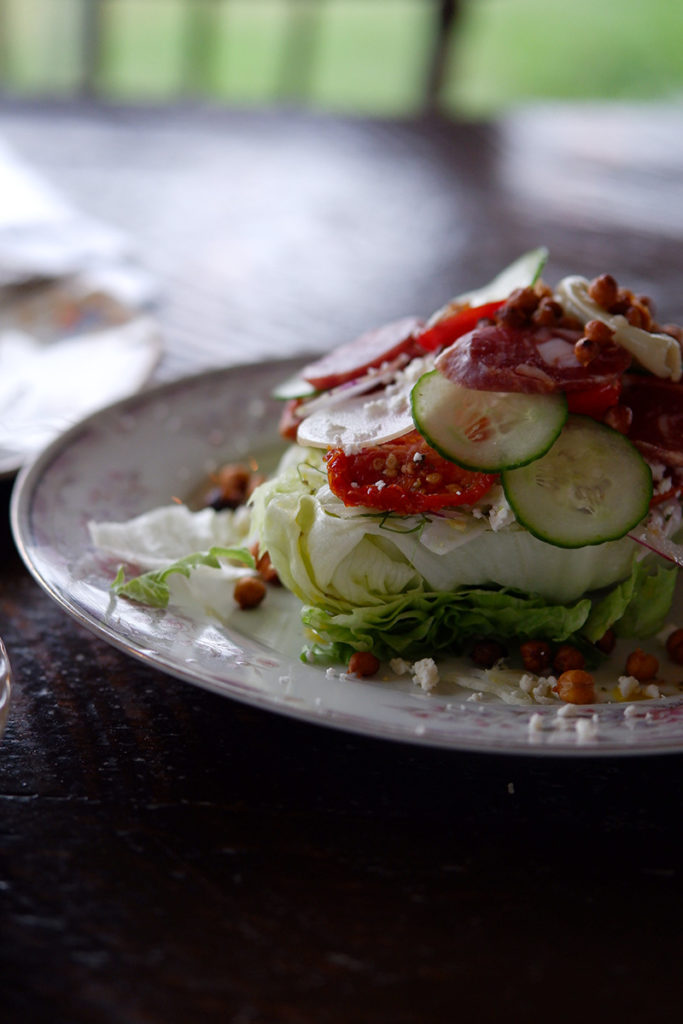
[0,277,160,478]
[11,359,683,756]
[0,637,11,743]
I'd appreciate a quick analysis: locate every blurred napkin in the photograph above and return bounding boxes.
[0,137,162,475]
[0,137,157,303]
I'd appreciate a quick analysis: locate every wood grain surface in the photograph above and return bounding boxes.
[1,101,683,1023]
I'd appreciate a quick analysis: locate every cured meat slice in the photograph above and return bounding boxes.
[436,323,631,394]
[301,316,422,390]
[623,375,683,467]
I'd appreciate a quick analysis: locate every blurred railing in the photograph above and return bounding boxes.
[0,0,461,114]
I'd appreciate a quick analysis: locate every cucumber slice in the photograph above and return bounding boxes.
[454,247,548,310]
[502,415,653,548]
[271,374,318,401]
[411,370,567,472]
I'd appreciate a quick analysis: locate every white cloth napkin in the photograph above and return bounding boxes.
[0,138,162,474]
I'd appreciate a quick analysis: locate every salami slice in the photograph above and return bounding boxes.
[301,316,422,390]
[436,323,631,394]
[623,375,683,467]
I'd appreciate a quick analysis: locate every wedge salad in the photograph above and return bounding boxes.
[92,249,683,705]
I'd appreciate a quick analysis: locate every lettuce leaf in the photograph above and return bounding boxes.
[250,445,677,662]
[302,586,592,663]
[112,546,254,608]
[583,560,677,642]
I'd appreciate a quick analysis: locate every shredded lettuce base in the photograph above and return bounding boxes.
[250,446,677,663]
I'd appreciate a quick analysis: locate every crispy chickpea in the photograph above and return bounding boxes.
[470,639,507,669]
[595,628,616,655]
[624,648,659,682]
[588,273,619,310]
[499,286,540,326]
[555,670,596,705]
[666,628,683,665]
[574,337,600,366]
[626,301,652,331]
[532,297,563,327]
[520,639,553,675]
[249,543,280,586]
[233,575,267,610]
[584,319,615,346]
[661,323,683,343]
[347,651,380,677]
[553,644,585,674]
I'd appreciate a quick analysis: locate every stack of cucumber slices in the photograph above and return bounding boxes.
[411,372,652,549]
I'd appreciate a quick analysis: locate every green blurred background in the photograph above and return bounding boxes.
[0,0,681,115]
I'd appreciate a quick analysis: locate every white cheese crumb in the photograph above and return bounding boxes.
[519,673,535,694]
[325,667,337,679]
[389,658,411,676]
[488,503,515,532]
[413,452,424,463]
[466,691,483,702]
[644,682,661,699]
[618,675,641,699]
[532,676,557,703]
[528,713,543,733]
[623,704,638,719]
[412,658,439,692]
[374,479,386,491]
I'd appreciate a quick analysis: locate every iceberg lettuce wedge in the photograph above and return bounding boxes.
[250,446,676,663]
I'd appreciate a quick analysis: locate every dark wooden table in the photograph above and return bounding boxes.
[2,100,683,1023]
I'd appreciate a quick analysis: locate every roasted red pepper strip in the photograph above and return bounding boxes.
[415,300,504,352]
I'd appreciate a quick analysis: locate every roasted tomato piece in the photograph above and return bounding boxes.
[326,430,497,513]
[415,300,504,352]
[301,316,423,391]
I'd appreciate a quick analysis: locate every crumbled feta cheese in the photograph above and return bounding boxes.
[618,675,641,700]
[519,673,535,694]
[413,452,424,463]
[362,398,388,419]
[623,704,638,719]
[374,479,386,491]
[411,658,439,692]
[528,713,543,733]
[387,392,408,415]
[390,658,411,676]
[488,502,515,532]
[644,682,661,699]
[532,676,556,702]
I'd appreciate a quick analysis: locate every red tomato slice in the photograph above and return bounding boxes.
[326,431,497,513]
[415,300,504,352]
[301,316,423,391]
[566,380,622,417]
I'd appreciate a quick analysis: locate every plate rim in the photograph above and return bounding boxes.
[10,357,683,758]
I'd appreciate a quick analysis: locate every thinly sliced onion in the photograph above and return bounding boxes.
[295,353,410,419]
[628,527,683,568]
